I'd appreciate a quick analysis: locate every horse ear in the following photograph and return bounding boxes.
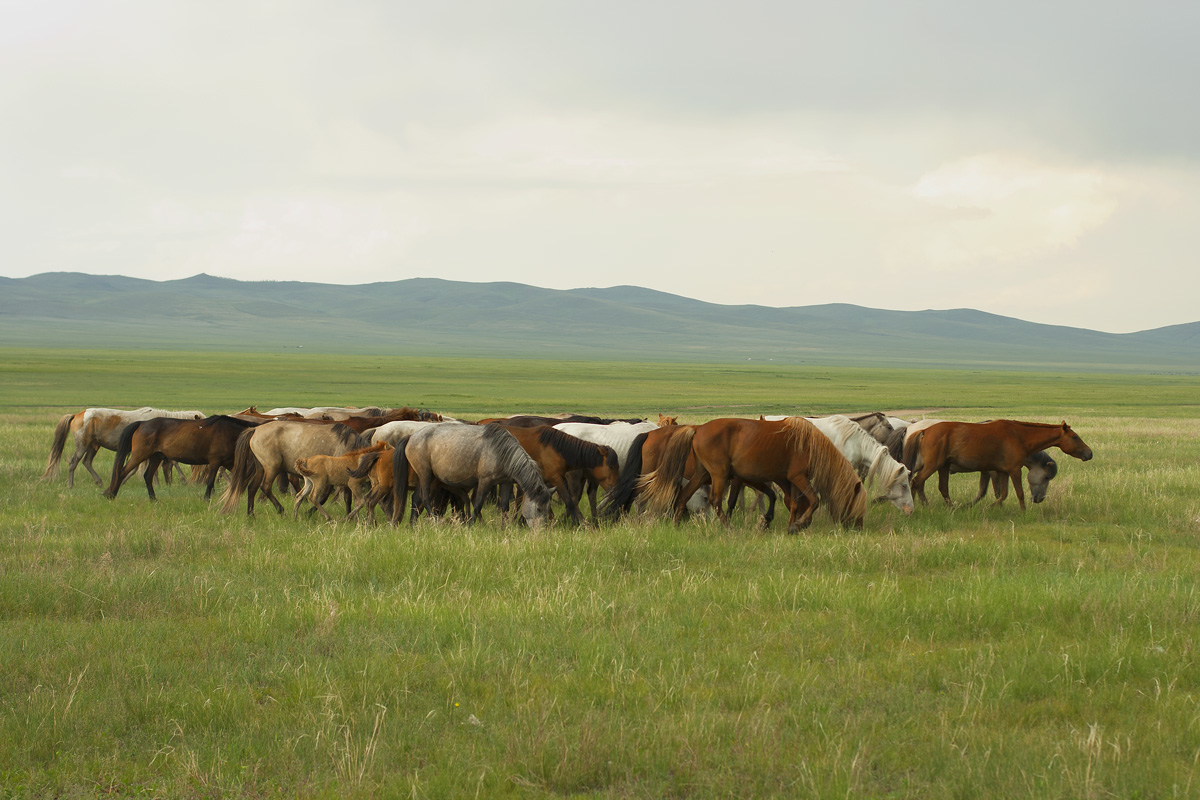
[1061,420,1069,430]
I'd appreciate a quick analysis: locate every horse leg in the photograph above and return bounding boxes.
[552,473,586,527]
[204,460,221,501]
[292,478,312,518]
[784,473,819,533]
[142,454,165,501]
[706,470,733,527]
[255,467,286,515]
[673,465,710,523]
[1008,467,1027,510]
[469,480,495,525]
[991,472,1011,506]
[82,445,105,487]
[937,466,954,506]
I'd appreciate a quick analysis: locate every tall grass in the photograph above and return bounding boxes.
[1,350,1199,797]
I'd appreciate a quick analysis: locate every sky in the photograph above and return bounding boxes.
[2,1,1198,333]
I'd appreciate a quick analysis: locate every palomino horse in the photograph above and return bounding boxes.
[390,425,553,527]
[498,425,620,526]
[43,407,206,487]
[219,420,371,515]
[103,415,260,502]
[642,417,866,532]
[907,420,1092,510]
[292,442,392,521]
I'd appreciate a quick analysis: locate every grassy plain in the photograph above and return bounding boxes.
[2,347,1200,798]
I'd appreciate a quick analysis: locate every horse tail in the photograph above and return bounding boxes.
[348,450,384,479]
[389,437,412,525]
[104,420,144,498]
[219,427,260,514]
[785,418,866,528]
[600,431,649,518]
[294,457,316,478]
[901,430,924,471]
[41,412,77,479]
[641,427,696,515]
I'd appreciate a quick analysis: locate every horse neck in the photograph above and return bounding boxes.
[1011,421,1067,453]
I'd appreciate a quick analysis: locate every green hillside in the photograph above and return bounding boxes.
[1,272,1197,371]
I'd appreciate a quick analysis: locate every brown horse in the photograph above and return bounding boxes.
[643,417,866,532]
[498,425,620,525]
[104,415,261,501]
[219,420,371,515]
[908,420,1092,510]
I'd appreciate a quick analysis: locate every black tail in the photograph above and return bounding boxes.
[600,432,649,518]
[104,420,145,499]
[388,437,412,525]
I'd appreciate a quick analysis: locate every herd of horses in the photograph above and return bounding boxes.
[40,404,1094,533]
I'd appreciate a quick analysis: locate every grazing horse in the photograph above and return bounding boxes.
[219,420,371,515]
[498,425,620,525]
[842,412,895,445]
[643,417,866,532]
[44,407,206,487]
[553,420,664,518]
[908,420,1092,510]
[390,424,553,527]
[768,416,913,514]
[103,415,260,501]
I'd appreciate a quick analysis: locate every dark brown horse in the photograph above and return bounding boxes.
[103,415,261,501]
[907,420,1092,510]
[642,417,866,532]
[498,425,619,525]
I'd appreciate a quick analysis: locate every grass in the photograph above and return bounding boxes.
[1,349,1199,797]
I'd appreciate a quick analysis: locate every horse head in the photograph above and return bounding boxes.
[658,414,679,427]
[1057,422,1093,462]
[1026,452,1058,503]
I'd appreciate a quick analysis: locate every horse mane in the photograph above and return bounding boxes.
[1028,450,1058,478]
[881,427,906,463]
[820,415,907,495]
[198,414,259,429]
[780,417,865,527]
[482,425,553,504]
[536,426,613,470]
[331,422,371,450]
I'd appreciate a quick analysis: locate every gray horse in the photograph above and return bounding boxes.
[391,424,553,527]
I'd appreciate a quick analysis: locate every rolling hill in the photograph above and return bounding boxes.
[1,272,1197,371]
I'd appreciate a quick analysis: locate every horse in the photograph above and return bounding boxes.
[477,414,644,427]
[219,420,371,515]
[498,425,620,525]
[764,416,913,513]
[103,415,261,501]
[292,442,392,521]
[907,420,1092,510]
[841,412,895,445]
[553,420,663,518]
[366,419,448,447]
[642,417,866,532]
[44,407,206,487]
[390,424,553,527]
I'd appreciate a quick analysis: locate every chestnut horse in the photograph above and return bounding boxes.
[642,417,866,532]
[104,415,261,501]
[908,420,1092,510]
[498,424,620,525]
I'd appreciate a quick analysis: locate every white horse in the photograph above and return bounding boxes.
[763,415,914,514]
[367,419,452,447]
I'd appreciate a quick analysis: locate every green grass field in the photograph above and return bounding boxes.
[2,348,1199,798]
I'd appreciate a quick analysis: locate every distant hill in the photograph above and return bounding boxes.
[1,272,1197,371]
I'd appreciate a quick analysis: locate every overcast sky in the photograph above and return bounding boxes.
[3,1,1197,333]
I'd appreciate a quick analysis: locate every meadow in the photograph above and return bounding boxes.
[2,348,1200,798]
